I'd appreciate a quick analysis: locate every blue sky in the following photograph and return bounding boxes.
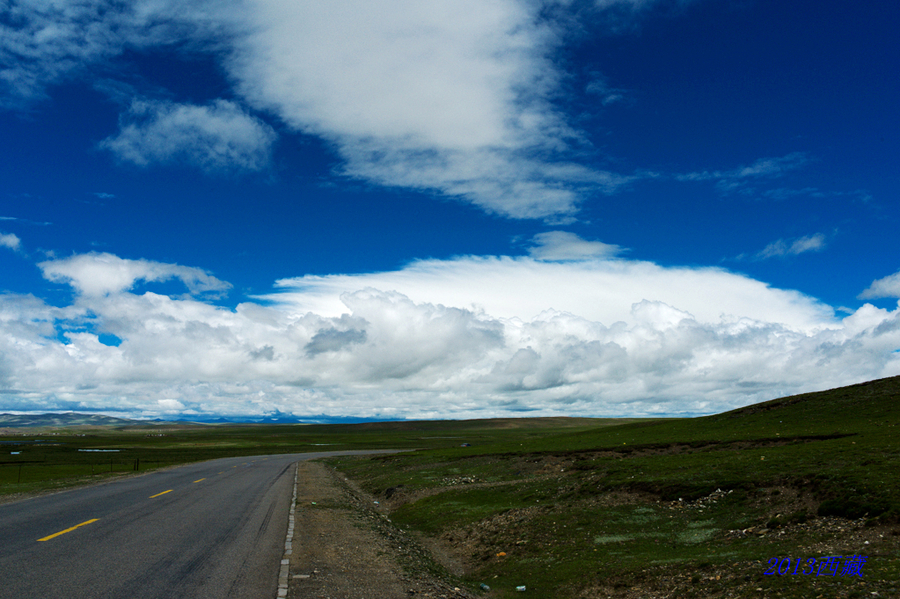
[1,0,898,421]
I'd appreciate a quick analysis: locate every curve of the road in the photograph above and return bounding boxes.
[0,451,390,599]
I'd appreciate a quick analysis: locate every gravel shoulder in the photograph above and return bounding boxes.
[288,461,476,599]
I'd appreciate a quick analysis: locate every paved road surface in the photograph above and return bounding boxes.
[0,452,377,599]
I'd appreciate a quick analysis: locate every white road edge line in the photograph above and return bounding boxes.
[277,463,299,599]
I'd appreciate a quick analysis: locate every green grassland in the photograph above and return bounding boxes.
[326,377,900,598]
[2,377,898,597]
[0,416,604,496]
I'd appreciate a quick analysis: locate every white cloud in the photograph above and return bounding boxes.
[219,0,633,218]
[5,251,899,421]
[100,99,277,172]
[859,270,900,300]
[585,74,628,106]
[227,1,560,150]
[3,2,840,220]
[2,0,642,218]
[267,255,836,332]
[678,152,809,195]
[0,0,198,106]
[756,233,827,259]
[0,232,21,252]
[334,141,631,219]
[528,231,623,261]
[156,399,186,412]
[38,252,231,297]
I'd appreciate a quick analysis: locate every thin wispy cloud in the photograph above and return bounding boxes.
[0,215,51,226]
[585,74,628,106]
[761,187,826,201]
[678,152,810,195]
[0,0,197,106]
[528,231,624,261]
[754,233,827,260]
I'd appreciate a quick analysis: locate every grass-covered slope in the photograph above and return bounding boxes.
[328,377,900,598]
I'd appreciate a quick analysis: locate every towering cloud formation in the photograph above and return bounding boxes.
[2,250,898,420]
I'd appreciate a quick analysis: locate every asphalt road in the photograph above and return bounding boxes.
[0,451,379,599]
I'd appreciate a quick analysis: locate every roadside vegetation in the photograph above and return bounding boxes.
[0,415,604,496]
[326,377,900,598]
[2,377,898,597]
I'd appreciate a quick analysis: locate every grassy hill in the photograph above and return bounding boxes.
[326,377,900,598]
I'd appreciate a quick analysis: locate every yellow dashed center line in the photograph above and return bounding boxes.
[37,519,99,542]
[149,489,173,498]
[193,478,206,483]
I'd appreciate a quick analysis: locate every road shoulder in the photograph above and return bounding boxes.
[289,460,474,599]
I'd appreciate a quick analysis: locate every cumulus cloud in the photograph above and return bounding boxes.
[859,271,900,300]
[0,232,21,252]
[100,99,277,172]
[4,251,899,421]
[38,252,231,298]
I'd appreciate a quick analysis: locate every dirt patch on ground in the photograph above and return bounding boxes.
[288,461,477,599]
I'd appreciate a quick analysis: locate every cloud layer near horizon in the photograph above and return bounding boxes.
[2,250,899,420]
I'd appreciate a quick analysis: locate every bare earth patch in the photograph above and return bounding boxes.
[288,461,476,599]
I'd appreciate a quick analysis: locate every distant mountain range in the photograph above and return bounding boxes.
[0,411,310,427]
[0,412,142,428]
